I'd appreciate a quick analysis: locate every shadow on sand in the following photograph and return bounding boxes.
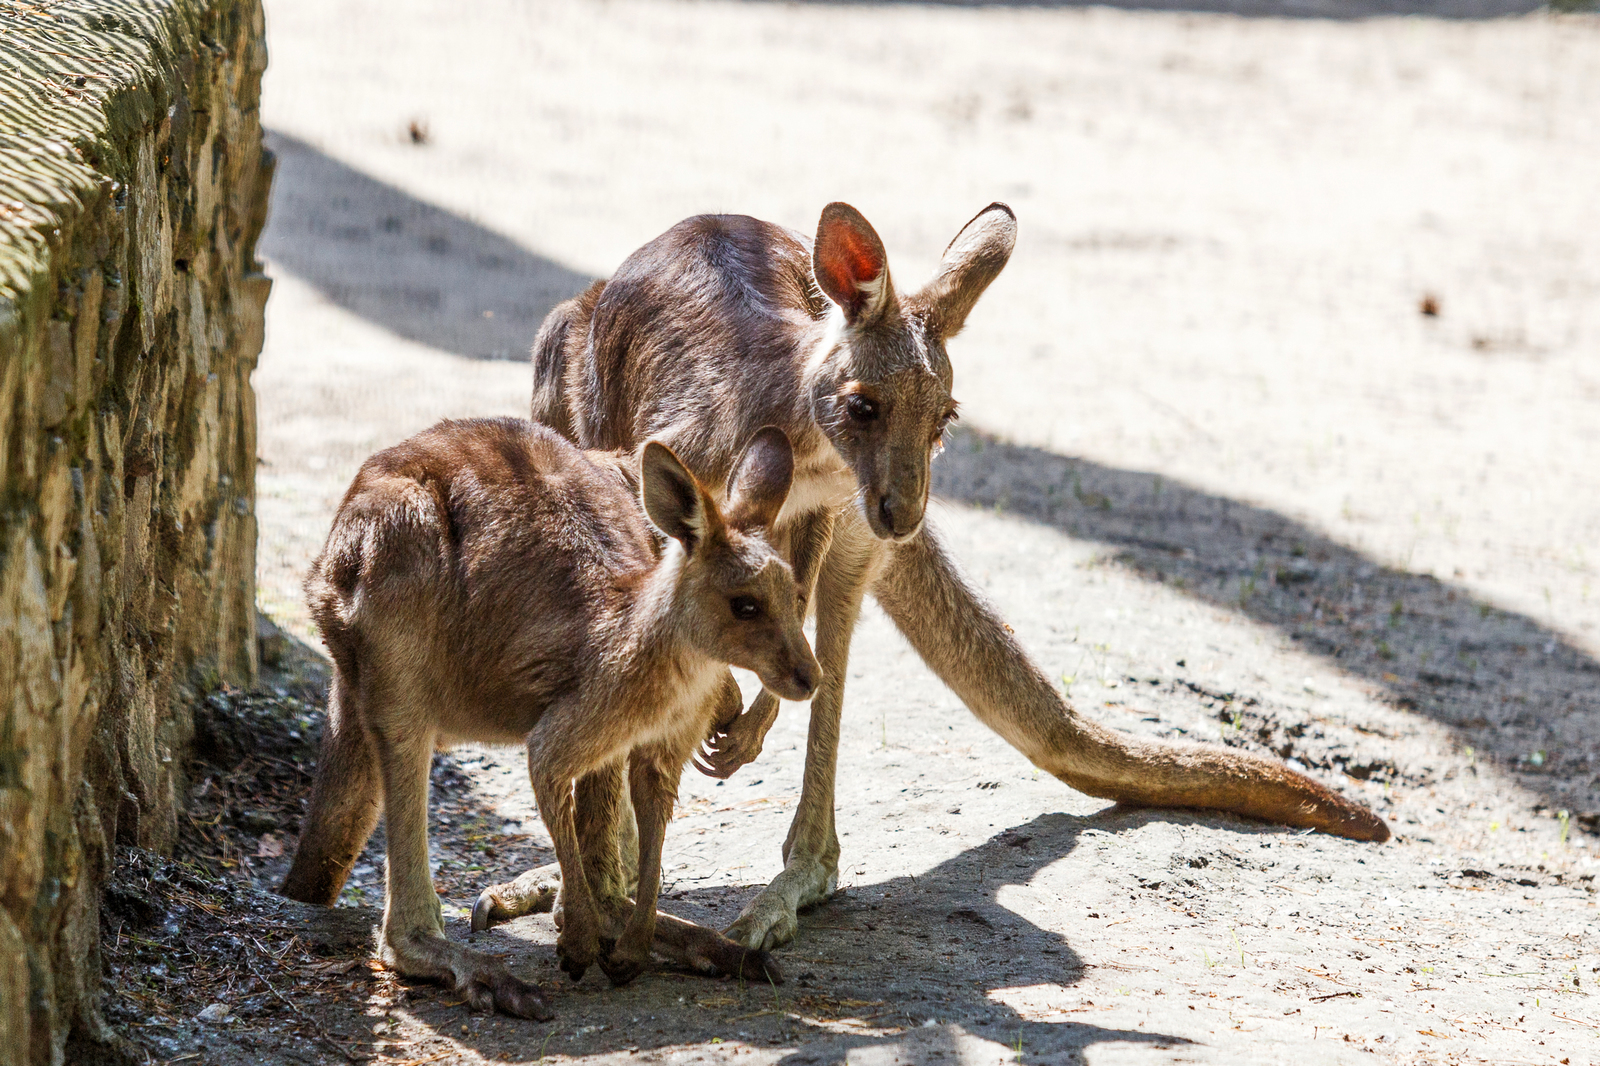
[425,809,1209,1063]
[259,130,595,361]
[932,425,1599,828]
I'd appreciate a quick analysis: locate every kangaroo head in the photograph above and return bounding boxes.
[640,427,820,701]
[807,202,1017,542]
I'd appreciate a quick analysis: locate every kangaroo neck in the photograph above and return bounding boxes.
[781,319,859,529]
[598,544,711,703]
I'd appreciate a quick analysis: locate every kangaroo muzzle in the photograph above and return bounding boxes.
[870,475,926,542]
[763,640,820,702]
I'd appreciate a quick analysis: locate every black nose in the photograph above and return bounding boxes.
[878,497,896,533]
[792,666,816,694]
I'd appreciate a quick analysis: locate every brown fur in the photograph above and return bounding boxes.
[509,202,1390,953]
[279,418,816,1016]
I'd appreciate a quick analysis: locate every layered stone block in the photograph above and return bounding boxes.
[0,2,270,1061]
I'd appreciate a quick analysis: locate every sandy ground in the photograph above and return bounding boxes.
[229,0,1600,1062]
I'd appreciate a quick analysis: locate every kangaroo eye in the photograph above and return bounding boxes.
[730,596,762,621]
[845,395,879,422]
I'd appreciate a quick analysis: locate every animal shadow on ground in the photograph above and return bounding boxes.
[932,425,1600,833]
[743,0,1548,22]
[173,623,1187,1061]
[259,130,596,361]
[433,810,1197,1063]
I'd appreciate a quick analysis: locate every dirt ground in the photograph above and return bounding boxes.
[123,0,1600,1062]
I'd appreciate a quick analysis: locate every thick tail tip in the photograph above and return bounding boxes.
[1336,807,1391,843]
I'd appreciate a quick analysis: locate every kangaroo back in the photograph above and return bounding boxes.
[531,279,607,438]
[551,215,826,493]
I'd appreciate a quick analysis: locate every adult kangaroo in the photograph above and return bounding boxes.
[507,202,1389,952]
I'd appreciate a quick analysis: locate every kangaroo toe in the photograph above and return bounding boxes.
[724,903,798,952]
[490,972,555,1021]
[598,951,646,987]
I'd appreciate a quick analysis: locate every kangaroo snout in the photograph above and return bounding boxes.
[868,483,925,542]
[764,641,820,702]
[876,495,922,541]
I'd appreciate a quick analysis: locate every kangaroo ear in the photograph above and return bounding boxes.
[814,203,896,326]
[640,441,718,551]
[726,426,795,531]
[916,202,1016,338]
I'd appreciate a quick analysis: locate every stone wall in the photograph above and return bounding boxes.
[0,2,270,1062]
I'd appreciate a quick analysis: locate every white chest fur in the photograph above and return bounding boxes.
[777,450,855,528]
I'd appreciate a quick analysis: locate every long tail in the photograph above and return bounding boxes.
[531,280,606,441]
[873,528,1389,842]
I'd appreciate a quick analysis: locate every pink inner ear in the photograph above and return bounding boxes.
[818,220,885,306]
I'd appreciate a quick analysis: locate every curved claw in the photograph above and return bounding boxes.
[694,690,782,779]
[470,891,498,934]
[694,735,750,780]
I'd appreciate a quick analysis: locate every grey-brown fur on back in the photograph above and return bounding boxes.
[305,417,652,741]
[531,281,607,439]
[557,215,828,492]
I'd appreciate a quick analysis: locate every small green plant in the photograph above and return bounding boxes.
[1558,809,1571,845]
[1389,600,1404,626]
[1013,1032,1024,1062]
[1201,948,1217,969]
[1376,640,1395,661]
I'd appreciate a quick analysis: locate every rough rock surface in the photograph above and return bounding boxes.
[0,2,269,1062]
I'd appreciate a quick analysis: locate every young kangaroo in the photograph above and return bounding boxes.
[279,418,815,1017]
[486,203,1390,955]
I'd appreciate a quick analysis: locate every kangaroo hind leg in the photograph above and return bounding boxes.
[374,686,552,1020]
[281,668,381,905]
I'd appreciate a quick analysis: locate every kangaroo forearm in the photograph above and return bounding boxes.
[790,508,836,619]
[871,529,1098,764]
[875,529,1388,841]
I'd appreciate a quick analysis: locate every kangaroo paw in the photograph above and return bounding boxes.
[694,690,782,780]
[471,866,561,933]
[557,928,601,982]
[457,960,554,1021]
[684,926,784,983]
[383,932,553,1020]
[723,905,796,952]
[597,947,647,987]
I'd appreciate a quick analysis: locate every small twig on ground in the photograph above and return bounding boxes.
[243,953,368,1062]
[1310,991,1361,1002]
